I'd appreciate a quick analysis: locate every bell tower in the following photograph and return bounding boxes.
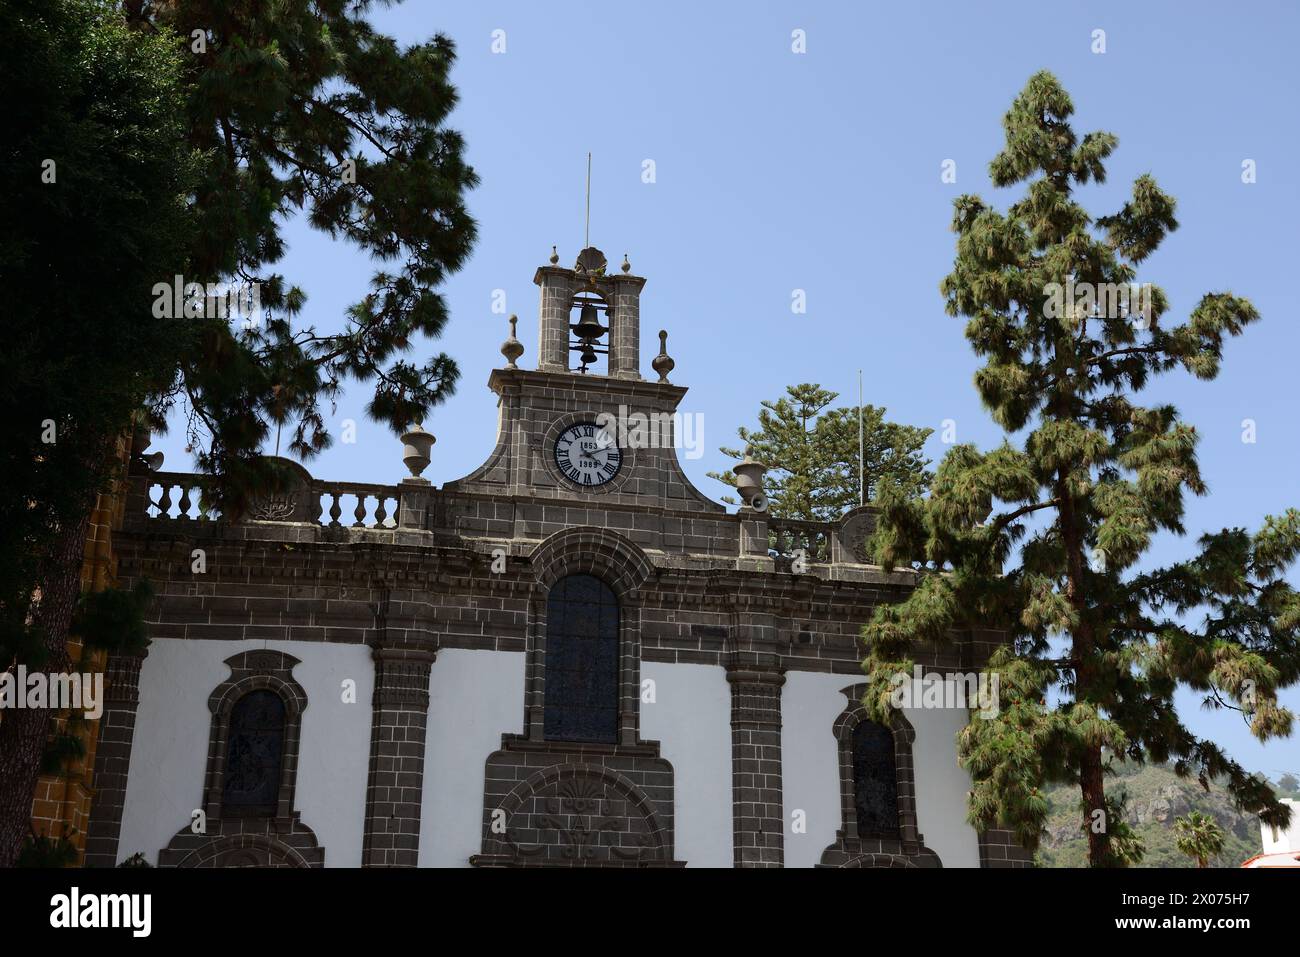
[534,246,646,379]
[443,241,720,516]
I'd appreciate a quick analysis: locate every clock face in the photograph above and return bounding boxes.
[554,422,623,487]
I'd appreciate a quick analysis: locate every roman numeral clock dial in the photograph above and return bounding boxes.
[554,422,622,487]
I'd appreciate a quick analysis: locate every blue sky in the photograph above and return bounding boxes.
[154,1,1299,781]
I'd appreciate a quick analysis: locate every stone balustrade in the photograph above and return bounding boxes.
[768,517,832,566]
[310,481,401,529]
[133,464,882,569]
[140,471,400,530]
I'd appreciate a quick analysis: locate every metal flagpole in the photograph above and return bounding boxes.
[858,369,864,506]
[275,307,285,456]
[585,152,592,248]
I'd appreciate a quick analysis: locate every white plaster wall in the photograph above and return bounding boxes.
[418,648,526,867]
[640,661,733,867]
[782,672,850,867]
[781,671,981,868]
[117,639,373,866]
[906,702,982,868]
[416,655,733,868]
[1262,798,1300,853]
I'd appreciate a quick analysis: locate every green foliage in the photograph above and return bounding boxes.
[1037,761,1261,867]
[0,0,197,668]
[1174,811,1226,867]
[0,0,479,868]
[40,731,86,776]
[16,828,79,868]
[71,581,154,656]
[129,0,479,517]
[0,0,479,661]
[1093,789,1146,867]
[861,71,1298,867]
[710,383,932,520]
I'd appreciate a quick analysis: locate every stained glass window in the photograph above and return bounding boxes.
[853,719,899,837]
[223,690,285,813]
[543,574,619,743]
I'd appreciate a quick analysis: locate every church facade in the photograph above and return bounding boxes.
[83,247,1032,868]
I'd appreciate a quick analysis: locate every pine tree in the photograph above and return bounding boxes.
[0,0,478,865]
[1174,812,1225,868]
[0,0,200,867]
[861,71,1298,867]
[710,383,931,521]
[131,0,479,513]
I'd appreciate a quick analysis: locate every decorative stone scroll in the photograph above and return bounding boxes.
[246,457,314,523]
[836,505,879,565]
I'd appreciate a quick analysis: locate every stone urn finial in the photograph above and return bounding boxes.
[651,329,675,383]
[621,253,631,274]
[500,313,524,369]
[130,418,155,473]
[401,423,436,480]
[732,445,769,510]
[549,245,559,265]
[131,420,152,457]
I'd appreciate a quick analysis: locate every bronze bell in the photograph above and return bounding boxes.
[573,302,604,340]
[579,343,598,366]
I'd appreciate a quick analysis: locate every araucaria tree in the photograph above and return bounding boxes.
[710,383,931,521]
[861,71,1298,867]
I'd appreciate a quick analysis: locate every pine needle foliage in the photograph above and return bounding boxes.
[861,71,1298,867]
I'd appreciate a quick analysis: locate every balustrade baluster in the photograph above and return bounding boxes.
[142,476,407,528]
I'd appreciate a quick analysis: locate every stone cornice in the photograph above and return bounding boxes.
[486,366,687,403]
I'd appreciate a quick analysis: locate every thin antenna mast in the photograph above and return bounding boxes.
[584,152,592,248]
[274,307,285,456]
[858,369,864,507]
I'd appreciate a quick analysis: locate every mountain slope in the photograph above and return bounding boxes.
[1037,762,1264,868]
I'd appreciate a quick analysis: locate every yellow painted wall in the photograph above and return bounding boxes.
[28,436,129,864]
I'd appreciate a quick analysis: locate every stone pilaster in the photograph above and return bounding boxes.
[361,646,435,867]
[395,477,435,547]
[736,506,776,576]
[726,665,785,867]
[978,828,1036,867]
[609,273,646,379]
[84,650,148,867]
[534,266,574,372]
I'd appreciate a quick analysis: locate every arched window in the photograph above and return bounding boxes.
[222,690,286,813]
[853,719,899,837]
[543,574,619,743]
